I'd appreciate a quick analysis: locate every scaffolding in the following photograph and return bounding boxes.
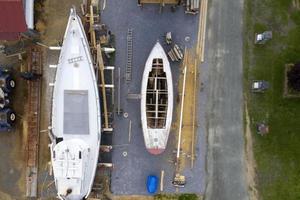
[84,4,114,131]
[82,2,115,198]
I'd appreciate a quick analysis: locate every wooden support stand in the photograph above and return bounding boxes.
[25,46,42,197]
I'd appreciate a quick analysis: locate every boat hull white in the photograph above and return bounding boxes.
[50,8,101,200]
[141,42,173,155]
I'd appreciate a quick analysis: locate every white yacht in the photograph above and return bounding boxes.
[50,8,101,200]
[141,42,173,155]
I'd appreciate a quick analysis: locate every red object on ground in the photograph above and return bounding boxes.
[0,0,27,40]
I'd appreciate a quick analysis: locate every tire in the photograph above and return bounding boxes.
[9,79,15,88]
[9,112,16,122]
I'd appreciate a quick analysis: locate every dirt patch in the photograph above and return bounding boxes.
[173,47,198,172]
[292,0,300,10]
[41,0,82,45]
[245,102,258,200]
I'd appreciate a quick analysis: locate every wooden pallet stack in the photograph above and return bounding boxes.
[168,44,184,62]
[185,0,200,14]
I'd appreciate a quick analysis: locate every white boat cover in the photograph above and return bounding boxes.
[50,8,101,200]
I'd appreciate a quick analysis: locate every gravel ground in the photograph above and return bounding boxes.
[0,51,27,199]
[101,0,205,195]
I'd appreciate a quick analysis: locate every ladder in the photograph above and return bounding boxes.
[126,29,133,82]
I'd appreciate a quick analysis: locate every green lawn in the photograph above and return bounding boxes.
[245,0,300,199]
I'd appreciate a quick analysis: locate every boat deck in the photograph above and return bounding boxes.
[146,58,168,128]
[50,8,101,199]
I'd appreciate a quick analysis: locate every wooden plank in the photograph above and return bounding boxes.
[96,44,109,129]
[160,170,165,191]
[89,5,97,48]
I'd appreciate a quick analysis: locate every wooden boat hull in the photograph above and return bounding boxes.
[141,42,173,155]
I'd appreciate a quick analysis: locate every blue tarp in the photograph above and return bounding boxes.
[147,175,158,194]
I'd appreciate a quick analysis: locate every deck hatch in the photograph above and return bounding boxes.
[64,90,89,135]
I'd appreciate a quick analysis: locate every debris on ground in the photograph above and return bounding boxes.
[254,31,272,44]
[167,44,183,62]
[257,123,269,136]
[185,0,200,14]
[165,32,172,45]
[251,80,269,93]
[172,173,186,187]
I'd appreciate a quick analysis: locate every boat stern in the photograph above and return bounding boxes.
[147,148,165,155]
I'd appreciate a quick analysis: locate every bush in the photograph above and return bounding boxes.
[154,194,199,200]
[178,194,198,200]
[287,63,300,91]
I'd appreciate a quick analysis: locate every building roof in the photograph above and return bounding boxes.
[0,0,27,40]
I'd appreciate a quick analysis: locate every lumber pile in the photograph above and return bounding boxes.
[185,0,200,14]
[168,44,183,62]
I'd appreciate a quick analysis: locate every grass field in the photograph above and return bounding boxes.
[244,0,300,199]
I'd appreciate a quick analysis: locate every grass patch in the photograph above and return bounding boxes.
[245,0,300,199]
[154,194,200,200]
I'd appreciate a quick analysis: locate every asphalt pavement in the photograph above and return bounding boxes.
[203,0,249,199]
[101,0,205,195]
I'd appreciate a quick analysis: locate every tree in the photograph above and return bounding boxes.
[288,63,300,92]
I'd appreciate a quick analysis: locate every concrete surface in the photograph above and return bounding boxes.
[101,0,205,195]
[203,0,249,199]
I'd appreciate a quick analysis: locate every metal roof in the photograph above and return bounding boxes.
[0,0,27,40]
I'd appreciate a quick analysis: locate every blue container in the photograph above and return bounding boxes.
[147,175,158,194]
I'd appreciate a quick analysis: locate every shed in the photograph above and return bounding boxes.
[0,0,27,40]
